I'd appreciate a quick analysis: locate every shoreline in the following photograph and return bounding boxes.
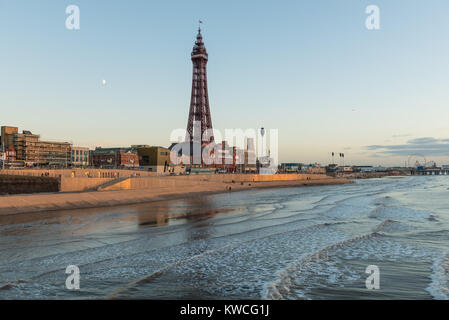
[0,177,350,217]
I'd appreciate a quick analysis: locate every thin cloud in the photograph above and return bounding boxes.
[366,137,449,157]
[391,134,412,138]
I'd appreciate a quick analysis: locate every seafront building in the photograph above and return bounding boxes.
[280,163,302,173]
[1,126,72,167]
[2,145,17,163]
[302,164,326,174]
[1,126,18,148]
[137,146,171,173]
[91,147,139,169]
[71,147,90,167]
[14,132,71,167]
[242,150,257,173]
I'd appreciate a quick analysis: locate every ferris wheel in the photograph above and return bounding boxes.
[407,154,427,168]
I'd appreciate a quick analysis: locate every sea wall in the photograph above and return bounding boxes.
[60,177,114,192]
[0,168,156,179]
[101,173,332,191]
[0,169,158,192]
[221,173,329,183]
[0,175,59,195]
[0,170,342,194]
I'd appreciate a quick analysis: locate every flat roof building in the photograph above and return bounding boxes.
[71,147,90,167]
[1,126,18,149]
[137,146,170,173]
[92,147,139,169]
[14,131,71,167]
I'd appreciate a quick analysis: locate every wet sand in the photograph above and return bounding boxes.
[0,176,350,216]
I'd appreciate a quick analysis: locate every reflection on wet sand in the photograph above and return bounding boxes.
[0,194,244,266]
[0,195,240,239]
[137,196,236,229]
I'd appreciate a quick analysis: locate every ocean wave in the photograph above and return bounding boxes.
[369,206,438,222]
[263,220,395,300]
[427,251,449,300]
[107,221,351,299]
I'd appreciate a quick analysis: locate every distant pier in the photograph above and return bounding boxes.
[412,168,449,176]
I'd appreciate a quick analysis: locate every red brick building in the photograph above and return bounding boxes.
[5,145,17,162]
[91,147,139,168]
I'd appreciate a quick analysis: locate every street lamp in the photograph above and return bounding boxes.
[260,127,266,157]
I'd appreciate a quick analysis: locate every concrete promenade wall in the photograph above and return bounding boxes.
[221,173,329,182]
[0,169,339,194]
[102,175,212,191]
[60,177,114,192]
[0,169,158,192]
[0,168,156,179]
[0,175,59,195]
[102,173,332,191]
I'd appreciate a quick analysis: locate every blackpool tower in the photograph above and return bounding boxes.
[186,25,214,145]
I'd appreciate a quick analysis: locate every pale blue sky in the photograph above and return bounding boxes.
[1,0,448,165]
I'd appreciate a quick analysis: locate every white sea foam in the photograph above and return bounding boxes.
[263,220,396,300]
[369,205,437,222]
[427,251,449,300]
[265,232,435,300]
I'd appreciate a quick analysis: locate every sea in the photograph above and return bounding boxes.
[0,176,448,300]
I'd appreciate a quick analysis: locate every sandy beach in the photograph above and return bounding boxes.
[0,175,350,216]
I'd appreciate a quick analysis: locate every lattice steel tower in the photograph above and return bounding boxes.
[186,26,214,144]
